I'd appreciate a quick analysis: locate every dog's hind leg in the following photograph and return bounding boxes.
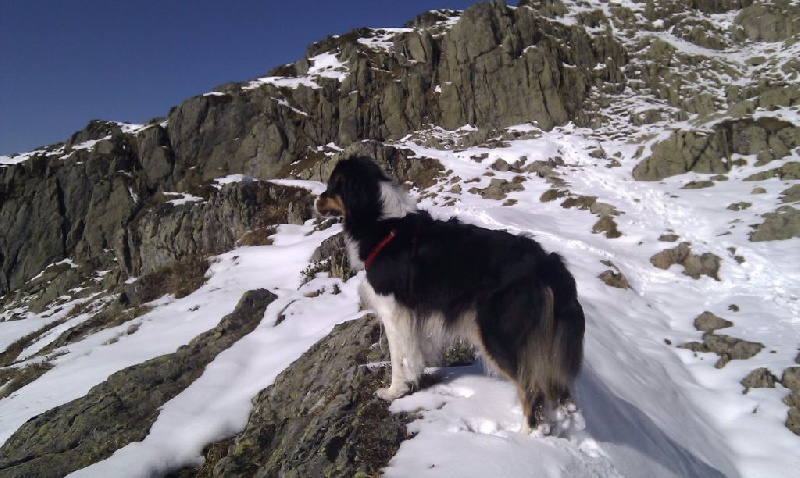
[360,281,424,401]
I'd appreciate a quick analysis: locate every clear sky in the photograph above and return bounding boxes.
[0,1,481,156]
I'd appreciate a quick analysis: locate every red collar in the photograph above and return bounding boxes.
[364,229,397,270]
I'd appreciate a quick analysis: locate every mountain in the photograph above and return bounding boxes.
[1,0,799,476]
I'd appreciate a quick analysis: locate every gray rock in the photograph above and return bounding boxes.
[683,180,715,190]
[787,408,800,437]
[592,216,623,239]
[694,311,733,334]
[127,181,313,276]
[741,367,778,394]
[780,184,800,204]
[727,202,752,211]
[680,334,764,368]
[750,206,800,242]
[633,118,800,181]
[783,367,800,392]
[305,232,353,283]
[744,162,800,181]
[598,269,630,289]
[734,3,800,42]
[650,242,721,280]
[469,177,526,200]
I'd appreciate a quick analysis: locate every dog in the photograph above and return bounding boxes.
[315,155,585,432]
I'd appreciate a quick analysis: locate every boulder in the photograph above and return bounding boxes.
[694,311,733,334]
[680,334,764,368]
[750,206,800,242]
[650,242,721,280]
[741,367,778,394]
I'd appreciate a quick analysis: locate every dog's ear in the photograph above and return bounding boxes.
[333,173,349,198]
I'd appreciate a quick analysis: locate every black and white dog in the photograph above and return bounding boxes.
[316,156,585,432]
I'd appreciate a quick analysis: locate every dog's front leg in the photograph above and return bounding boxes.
[377,308,425,400]
[360,281,422,400]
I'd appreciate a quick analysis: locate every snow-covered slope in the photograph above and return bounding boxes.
[3,120,797,476]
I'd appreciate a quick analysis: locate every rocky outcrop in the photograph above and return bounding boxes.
[194,316,412,478]
[740,367,778,393]
[0,126,145,293]
[288,139,444,189]
[633,118,800,181]
[784,366,800,436]
[734,2,800,42]
[141,2,626,183]
[127,182,313,276]
[0,289,275,478]
[431,3,625,130]
[0,133,314,294]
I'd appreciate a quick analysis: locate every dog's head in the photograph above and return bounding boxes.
[315,156,416,226]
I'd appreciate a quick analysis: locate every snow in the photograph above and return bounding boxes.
[357,28,413,52]
[213,173,256,188]
[243,51,348,91]
[243,75,320,91]
[306,51,349,81]
[0,152,35,166]
[163,192,204,206]
[69,227,359,478]
[268,178,327,196]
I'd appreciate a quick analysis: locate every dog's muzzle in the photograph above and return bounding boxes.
[315,192,345,217]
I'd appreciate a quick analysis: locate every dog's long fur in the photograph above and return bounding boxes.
[316,156,585,431]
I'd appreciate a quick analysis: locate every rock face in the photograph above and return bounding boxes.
[0,143,314,294]
[127,181,313,276]
[0,289,276,478]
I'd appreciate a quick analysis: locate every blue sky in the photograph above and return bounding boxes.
[0,1,481,156]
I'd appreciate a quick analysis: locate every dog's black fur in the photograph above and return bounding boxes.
[316,156,585,431]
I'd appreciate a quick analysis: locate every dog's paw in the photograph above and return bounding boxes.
[375,385,409,401]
